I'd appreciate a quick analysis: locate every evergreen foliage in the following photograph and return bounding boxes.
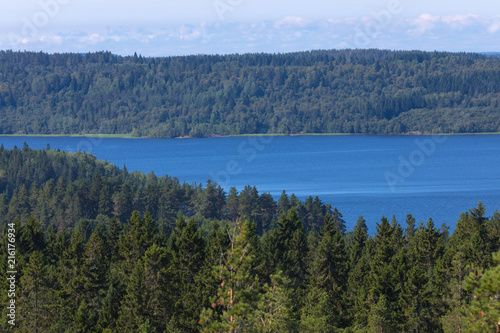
[0,50,499,137]
[0,146,498,332]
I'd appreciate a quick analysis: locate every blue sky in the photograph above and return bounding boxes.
[1,0,499,56]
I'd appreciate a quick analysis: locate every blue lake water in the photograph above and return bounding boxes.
[1,135,499,233]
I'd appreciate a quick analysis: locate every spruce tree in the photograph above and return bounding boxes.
[56,229,85,328]
[442,204,492,331]
[142,243,169,332]
[117,259,146,331]
[18,251,55,332]
[167,217,206,331]
[308,213,349,329]
[79,231,108,329]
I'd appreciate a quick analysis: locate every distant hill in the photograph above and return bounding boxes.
[482,52,500,57]
[0,49,499,137]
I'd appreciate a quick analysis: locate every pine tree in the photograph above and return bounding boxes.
[463,251,500,332]
[200,220,259,333]
[254,271,292,332]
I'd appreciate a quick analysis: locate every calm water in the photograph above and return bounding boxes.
[1,135,499,233]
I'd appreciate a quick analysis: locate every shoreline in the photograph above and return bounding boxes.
[1,131,500,139]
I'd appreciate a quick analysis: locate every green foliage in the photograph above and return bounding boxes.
[463,251,500,332]
[200,219,259,332]
[300,286,332,332]
[0,146,498,332]
[0,145,334,238]
[254,271,293,332]
[18,251,55,332]
[1,50,499,137]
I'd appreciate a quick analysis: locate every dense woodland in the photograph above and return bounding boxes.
[0,49,500,137]
[0,146,499,332]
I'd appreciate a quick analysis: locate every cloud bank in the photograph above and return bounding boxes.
[1,14,499,56]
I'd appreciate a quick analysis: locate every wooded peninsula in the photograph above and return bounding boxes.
[0,145,499,332]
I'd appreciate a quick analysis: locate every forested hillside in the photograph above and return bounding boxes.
[0,49,499,137]
[0,143,334,234]
[0,146,499,332]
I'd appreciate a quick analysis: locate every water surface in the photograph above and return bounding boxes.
[2,135,499,233]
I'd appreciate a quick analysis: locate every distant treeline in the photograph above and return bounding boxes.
[0,146,499,332]
[0,49,499,137]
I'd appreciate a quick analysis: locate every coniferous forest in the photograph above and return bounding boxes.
[0,49,500,137]
[0,145,499,332]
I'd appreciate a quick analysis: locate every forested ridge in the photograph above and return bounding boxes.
[0,49,500,137]
[1,146,499,332]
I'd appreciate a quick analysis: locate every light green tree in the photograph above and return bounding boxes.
[464,251,500,332]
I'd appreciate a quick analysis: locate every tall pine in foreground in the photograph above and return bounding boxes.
[200,219,259,332]
[463,251,500,332]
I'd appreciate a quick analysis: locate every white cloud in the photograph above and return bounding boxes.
[442,14,479,27]
[487,17,500,33]
[39,35,63,45]
[274,16,309,29]
[2,13,500,56]
[407,14,441,36]
[80,33,104,44]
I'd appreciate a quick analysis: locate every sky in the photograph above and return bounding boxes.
[1,0,499,56]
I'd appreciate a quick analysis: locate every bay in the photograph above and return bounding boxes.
[1,135,499,233]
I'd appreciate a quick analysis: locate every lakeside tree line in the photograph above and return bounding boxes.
[0,146,499,332]
[0,49,499,137]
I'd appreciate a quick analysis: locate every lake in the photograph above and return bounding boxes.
[1,135,499,233]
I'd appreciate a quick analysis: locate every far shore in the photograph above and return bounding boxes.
[1,131,500,140]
